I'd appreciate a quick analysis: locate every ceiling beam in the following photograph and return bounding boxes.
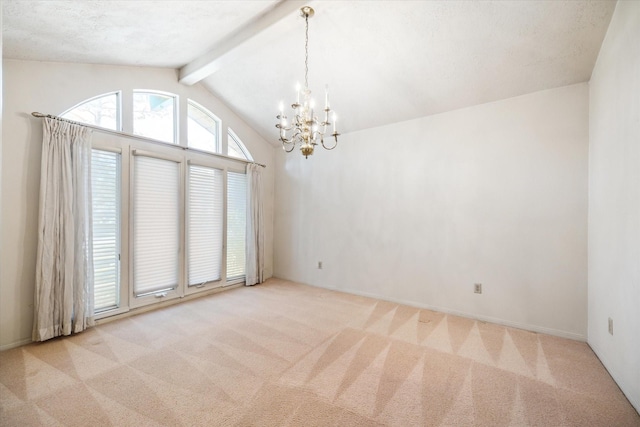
[179,0,307,86]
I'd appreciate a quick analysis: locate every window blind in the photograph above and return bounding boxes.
[133,155,180,296]
[226,171,247,279]
[91,150,120,311]
[188,165,223,285]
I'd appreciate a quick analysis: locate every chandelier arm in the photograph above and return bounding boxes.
[280,133,295,142]
[321,133,339,150]
[283,142,296,153]
[280,137,293,146]
[310,129,323,140]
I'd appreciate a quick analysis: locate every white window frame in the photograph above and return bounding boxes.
[228,127,253,161]
[61,91,122,131]
[184,154,228,296]
[90,141,130,320]
[91,148,122,313]
[129,149,185,309]
[225,168,248,284]
[187,99,222,154]
[132,89,179,145]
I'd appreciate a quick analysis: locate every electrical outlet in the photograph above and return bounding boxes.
[608,317,613,335]
[474,283,482,294]
[317,261,323,269]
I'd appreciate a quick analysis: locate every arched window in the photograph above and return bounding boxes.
[133,90,177,144]
[60,90,254,162]
[228,128,253,161]
[188,99,220,153]
[61,91,120,130]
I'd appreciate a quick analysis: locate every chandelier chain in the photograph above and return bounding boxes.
[304,14,309,89]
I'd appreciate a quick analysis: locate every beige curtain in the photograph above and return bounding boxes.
[245,163,264,286]
[33,118,94,341]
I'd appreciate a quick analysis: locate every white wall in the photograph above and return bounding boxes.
[275,83,589,339]
[588,0,640,412]
[0,11,3,333]
[0,59,275,349]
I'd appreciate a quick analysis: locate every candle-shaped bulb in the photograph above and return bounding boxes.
[325,84,329,108]
[296,82,301,104]
[279,101,284,113]
[333,113,337,133]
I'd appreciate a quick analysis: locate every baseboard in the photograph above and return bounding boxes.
[589,341,640,414]
[95,282,244,326]
[0,281,249,352]
[295,280,587,342]
[0,338,32,351]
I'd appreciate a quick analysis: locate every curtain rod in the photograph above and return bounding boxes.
[31,112,266,168]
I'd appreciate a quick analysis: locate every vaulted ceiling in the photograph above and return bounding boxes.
[3,0,616,144]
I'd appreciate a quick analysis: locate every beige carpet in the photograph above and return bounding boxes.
[1,278,638,426]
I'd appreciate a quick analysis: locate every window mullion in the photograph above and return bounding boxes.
[121,90,134,134]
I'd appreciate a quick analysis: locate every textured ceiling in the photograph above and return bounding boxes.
[2,0,279,67]
[3,1,616,143]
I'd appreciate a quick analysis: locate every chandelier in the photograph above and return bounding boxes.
[276,6,339,158]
